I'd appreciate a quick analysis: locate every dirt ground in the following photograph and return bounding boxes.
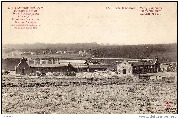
[2,73,177,114]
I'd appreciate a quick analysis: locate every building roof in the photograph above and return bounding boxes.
[71,64,88,68]
[58,60,86,64]
[29,62,89,68]
[29,63,68,68]
[131,61,154,66]
[88,64,111,69]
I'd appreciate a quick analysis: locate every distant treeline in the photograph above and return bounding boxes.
[91,43,177,63]
[3,43,177,62]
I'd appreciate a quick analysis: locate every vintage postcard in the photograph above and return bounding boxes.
[1,2,177,114]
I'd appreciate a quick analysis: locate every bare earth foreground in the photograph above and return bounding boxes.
[2,72,177,114]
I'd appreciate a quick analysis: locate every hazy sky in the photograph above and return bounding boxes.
[2,2,177,45]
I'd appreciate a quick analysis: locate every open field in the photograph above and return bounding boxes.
[2,73,177,114]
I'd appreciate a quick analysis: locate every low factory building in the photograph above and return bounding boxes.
[14,57,161,76]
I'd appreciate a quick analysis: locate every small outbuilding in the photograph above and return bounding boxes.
[117,60,133,76]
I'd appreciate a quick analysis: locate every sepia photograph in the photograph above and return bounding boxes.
[1,1,177,114]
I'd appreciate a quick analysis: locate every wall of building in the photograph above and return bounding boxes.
[2,58,21,71]
[117,60,132,76]
[132,65,157,74]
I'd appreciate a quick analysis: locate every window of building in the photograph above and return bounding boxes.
[123,69,126,74]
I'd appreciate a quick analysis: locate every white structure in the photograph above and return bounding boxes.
[117,60,132,77]
[11,51,22,56]
[160,63,169,72]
